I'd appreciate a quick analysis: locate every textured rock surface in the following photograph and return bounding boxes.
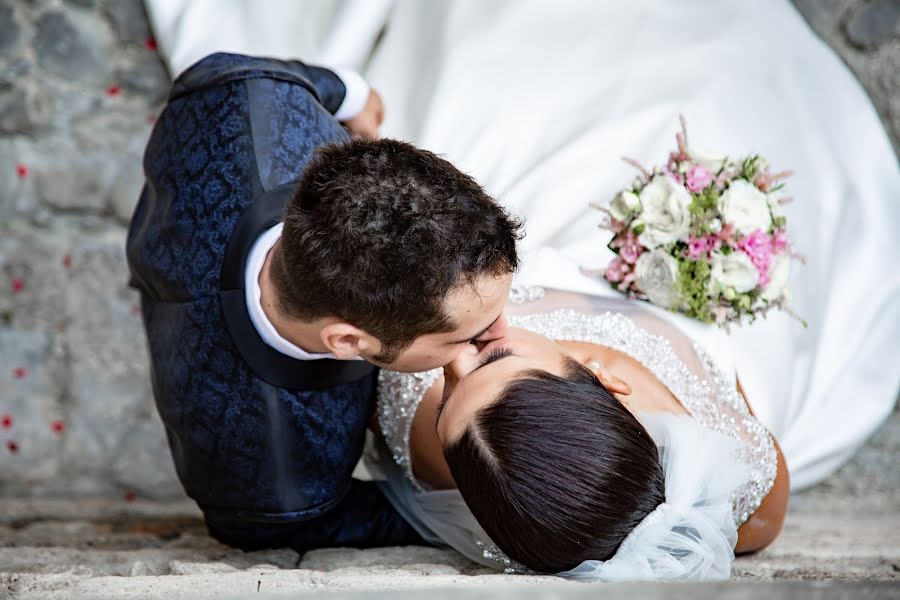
[0,0,173,500]
[792,0,900,153]
[0,0,897,595]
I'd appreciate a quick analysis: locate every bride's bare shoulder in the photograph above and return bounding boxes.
[735,379,789,553]
[408,376,456,489]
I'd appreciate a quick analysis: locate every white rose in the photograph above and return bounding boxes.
[688,147,727,173]
[718,179,772,234]
[609,190,641,221]
[635,250,682,308]
[636,176,692,248]
[762,253,791,301]
[710,251,758,293]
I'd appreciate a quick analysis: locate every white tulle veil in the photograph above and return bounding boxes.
[558,412,751,582]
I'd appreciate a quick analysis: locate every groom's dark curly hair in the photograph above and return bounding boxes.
[270,138,521,363]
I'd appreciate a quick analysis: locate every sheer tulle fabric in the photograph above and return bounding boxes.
[559,413,749,582]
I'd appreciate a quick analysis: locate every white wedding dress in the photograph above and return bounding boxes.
[145,0,900,489]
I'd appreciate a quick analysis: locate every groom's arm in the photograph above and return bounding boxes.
[288,62,371,121]
[285,61,383,139]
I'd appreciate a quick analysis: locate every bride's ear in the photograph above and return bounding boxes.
[595,368,632,396]
[320,322,374,360]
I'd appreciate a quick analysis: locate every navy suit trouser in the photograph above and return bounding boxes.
[205,479,426,554]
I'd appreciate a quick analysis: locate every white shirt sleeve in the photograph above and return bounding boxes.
[329,66,371,122]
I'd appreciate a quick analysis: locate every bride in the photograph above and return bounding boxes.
[366,287,789,579]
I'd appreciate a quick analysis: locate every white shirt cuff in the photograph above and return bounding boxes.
[330,66,370,122]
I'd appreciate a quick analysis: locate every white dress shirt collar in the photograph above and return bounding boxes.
[244,223,337,361]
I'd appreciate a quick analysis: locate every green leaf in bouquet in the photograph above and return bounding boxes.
[740,155,760,180]
[632,222,646,235]
[689,186,720,229]
[715,158,731,177]
[676,258,713,323]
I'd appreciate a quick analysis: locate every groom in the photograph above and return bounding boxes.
[126,53,520,552]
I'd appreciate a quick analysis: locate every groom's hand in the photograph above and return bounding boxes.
[344,89,384,140]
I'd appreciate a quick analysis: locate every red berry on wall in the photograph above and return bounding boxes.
[106,85,121,97]
[124,491,137,502]
[12,367,26,379]
[11,278,24,293]
[145,37,157,51]
[51,420,65,434]
[6,440,19,453]
[15,163,28,179]
[1,415,12,429]
[62,254,73,268]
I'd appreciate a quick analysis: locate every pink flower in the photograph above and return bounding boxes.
[717,223,738,249]
[754,170,773,192]
[666,156,680,173]
[771,228,790,252]
[663,164,683,185]
[608,217,627,235]
[620,243,641,264]
[610,229,644,264]
[737,229,775,285]
[738,229,772,258]
[604,256,639,291]
[686,234,710,260]
[604,257,628,283]
[685,165,713,193]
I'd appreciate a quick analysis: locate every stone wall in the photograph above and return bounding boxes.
[793,0,900,153]
[0,0,897,502]
[0,0,179,500]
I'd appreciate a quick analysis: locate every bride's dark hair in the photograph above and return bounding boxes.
[443,358,665,573]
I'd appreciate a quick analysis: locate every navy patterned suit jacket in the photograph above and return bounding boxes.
[126,53,421,552]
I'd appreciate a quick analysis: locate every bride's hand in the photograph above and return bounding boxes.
[344,88,385,140]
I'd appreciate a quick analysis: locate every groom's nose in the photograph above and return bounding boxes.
[475,314,508,343]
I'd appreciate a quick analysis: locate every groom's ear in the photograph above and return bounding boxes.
[320,322,375,360]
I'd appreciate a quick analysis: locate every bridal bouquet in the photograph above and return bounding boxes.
[597,117,803,327]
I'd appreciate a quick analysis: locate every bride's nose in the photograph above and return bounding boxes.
[444,343,481,386]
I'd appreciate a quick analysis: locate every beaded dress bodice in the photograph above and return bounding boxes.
[374,292,777,530]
